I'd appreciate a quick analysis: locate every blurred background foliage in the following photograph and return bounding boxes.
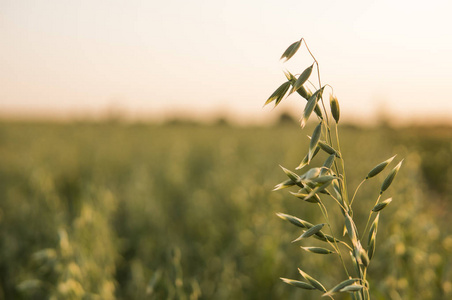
[0,118,451,299]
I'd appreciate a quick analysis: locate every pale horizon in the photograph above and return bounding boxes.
[1,0,452,125]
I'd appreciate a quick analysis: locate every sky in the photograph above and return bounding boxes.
[1,0,452,124]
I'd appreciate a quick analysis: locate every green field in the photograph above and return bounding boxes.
[0,121,451,299]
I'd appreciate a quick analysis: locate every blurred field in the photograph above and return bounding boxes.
[0,120,451,299]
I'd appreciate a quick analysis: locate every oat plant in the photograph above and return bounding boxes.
[265,38,403,299]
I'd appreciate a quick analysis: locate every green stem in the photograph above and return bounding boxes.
[334,123,349,207]
[362,194,382,237]
[325,189,347,213]
[318,201,350,277]
[350,179,367,207]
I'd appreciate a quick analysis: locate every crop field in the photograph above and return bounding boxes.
[0,121,451,299]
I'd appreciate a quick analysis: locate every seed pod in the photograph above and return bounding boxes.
[303,167,321,180]
[284,70,313,101]
[380,160,404,193]
[367,213,380,246]
[273,179,296,191]
[276,212,313,229]
[323,278,360,296]
[301,87,323,128]
[298,268,327,292]
[280,40,302,62]
[292,223,325,242]
[359,247,369,267]
[264,81,291,106]
[311,175,336,184]
[350,251,363,278]
[340,284,364,292]
[372,197,392,212]
[280,165,300,183]
[367,155,397,179]
[289,191,321,203]
[368,231,376,260]
[296,85,311,100]
[280,278,316,290]
[313,233,341,243]
[314,103,323,119]
[291,64,314,95]
[320,155,335,175]
[329,94,340,123]
[301,246,335,255]
[309,123,322,162]
[296,147,319,170]
[344,212,357,245]
[318,141,340,157]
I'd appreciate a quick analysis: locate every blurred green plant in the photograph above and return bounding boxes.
[266,38,404,299]
[0,117,450,299]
